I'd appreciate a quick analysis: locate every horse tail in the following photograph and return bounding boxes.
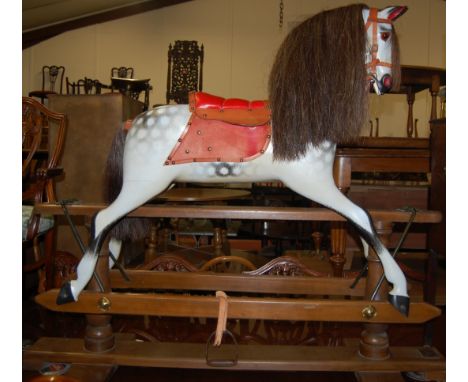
[103,125,151,241]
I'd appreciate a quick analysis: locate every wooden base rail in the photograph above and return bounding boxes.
[34,203,442,223]
[109,269,368,296]
[26,202,445,380]
[36,290,440,324]
[24,337,445,373]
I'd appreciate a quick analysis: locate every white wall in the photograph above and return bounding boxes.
[22,0,446,137]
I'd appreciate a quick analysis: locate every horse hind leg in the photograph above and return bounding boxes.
[286,177,409,315]
[56,180,172,304]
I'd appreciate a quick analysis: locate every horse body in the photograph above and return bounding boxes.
[58,5,410,316]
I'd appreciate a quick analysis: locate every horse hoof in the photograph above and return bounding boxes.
[56,282,76,305]
[388,294,410,316]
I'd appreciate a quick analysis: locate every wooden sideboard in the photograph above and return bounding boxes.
[47,93,143,255]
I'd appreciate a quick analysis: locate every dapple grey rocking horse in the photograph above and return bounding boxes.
[57,4,410,315]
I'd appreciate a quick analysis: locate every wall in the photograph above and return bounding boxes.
[22,0,445,137]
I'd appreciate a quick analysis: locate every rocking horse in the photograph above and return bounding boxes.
[57,4,410,315]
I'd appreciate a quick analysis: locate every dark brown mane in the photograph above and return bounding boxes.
[268,4,400,161]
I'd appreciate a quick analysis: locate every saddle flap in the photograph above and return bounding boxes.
[189,91,270,126]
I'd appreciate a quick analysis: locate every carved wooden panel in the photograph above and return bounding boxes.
[243,255,329,277]
[166,40,204,104]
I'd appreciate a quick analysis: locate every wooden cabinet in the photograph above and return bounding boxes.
[428,118,446,257]
[48,93,143,255]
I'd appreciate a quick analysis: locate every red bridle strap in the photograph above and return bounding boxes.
[365,8,393,77]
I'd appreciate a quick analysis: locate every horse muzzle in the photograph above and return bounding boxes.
[370,74,393,95]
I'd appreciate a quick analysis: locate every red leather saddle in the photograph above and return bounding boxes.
[166,91,271,165]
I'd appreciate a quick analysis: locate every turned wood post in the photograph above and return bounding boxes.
[406,87,415,138]
[84,238,115,352]
[213,227,223,256]
[144,222,159,263]
[359,220,392,360]
[430,73,440,121]
[331,156,351,277]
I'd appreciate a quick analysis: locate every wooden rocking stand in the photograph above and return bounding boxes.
[24,203,445,382]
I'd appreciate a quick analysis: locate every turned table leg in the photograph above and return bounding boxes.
[84,238,115,353]
[144,222,159,263]
[406,87,415,138]
[359,220,393,360]
[330,156,351,277]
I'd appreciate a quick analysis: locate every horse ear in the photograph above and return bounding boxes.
[381,6,408,22]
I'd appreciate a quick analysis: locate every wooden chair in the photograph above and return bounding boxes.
[109,66,151,111]
[66,77,104,95]
[166,40,204,104]
[29,65,65,104]
[111,66,134,79]
[22,96,67,292]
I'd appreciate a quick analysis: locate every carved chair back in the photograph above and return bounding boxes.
[22,97,67,291]
[28,65,65,103]
[66,77,104,95]
[42,65,65,94]
[166,40,204,104]
[111,66,134,79]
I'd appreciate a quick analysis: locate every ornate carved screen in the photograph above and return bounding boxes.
[166,40,204,104]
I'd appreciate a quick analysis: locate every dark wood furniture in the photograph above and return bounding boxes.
[66,77,104,95]
[166,40,204,104]
[329,137,431,276]
[47,93,144,257]
[396,65,446,138]
[146,187,251,263]
[428,118,445,258]
[111,66,134,79]
[22,97,67,291]
[28,65,65,104]
[110,77,151,111]
[25,203,444,382]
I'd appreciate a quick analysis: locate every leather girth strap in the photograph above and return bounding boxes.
[165,92,271,165]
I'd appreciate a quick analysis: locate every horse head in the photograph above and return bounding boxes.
[363,6,407,95]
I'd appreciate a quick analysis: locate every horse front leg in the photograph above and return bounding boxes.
[282,170,409,316]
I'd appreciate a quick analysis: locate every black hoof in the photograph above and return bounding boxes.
[56,282,76,305]
[388,294,410,316]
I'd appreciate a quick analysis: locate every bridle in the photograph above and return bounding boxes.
[365,8,393,81]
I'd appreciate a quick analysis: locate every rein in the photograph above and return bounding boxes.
[365,8,393,79]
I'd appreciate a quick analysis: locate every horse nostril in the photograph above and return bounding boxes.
[381,75,393,91]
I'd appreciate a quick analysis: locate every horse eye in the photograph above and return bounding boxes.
[380,32,390,41]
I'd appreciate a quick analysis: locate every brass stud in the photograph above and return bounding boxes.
[207,146,212,151]
[98,297,111,312]
[197,130,202,135]
[185,149,190,154]
[361,305,377,320]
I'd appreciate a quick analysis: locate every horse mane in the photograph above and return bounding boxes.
[268,3,401,161]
